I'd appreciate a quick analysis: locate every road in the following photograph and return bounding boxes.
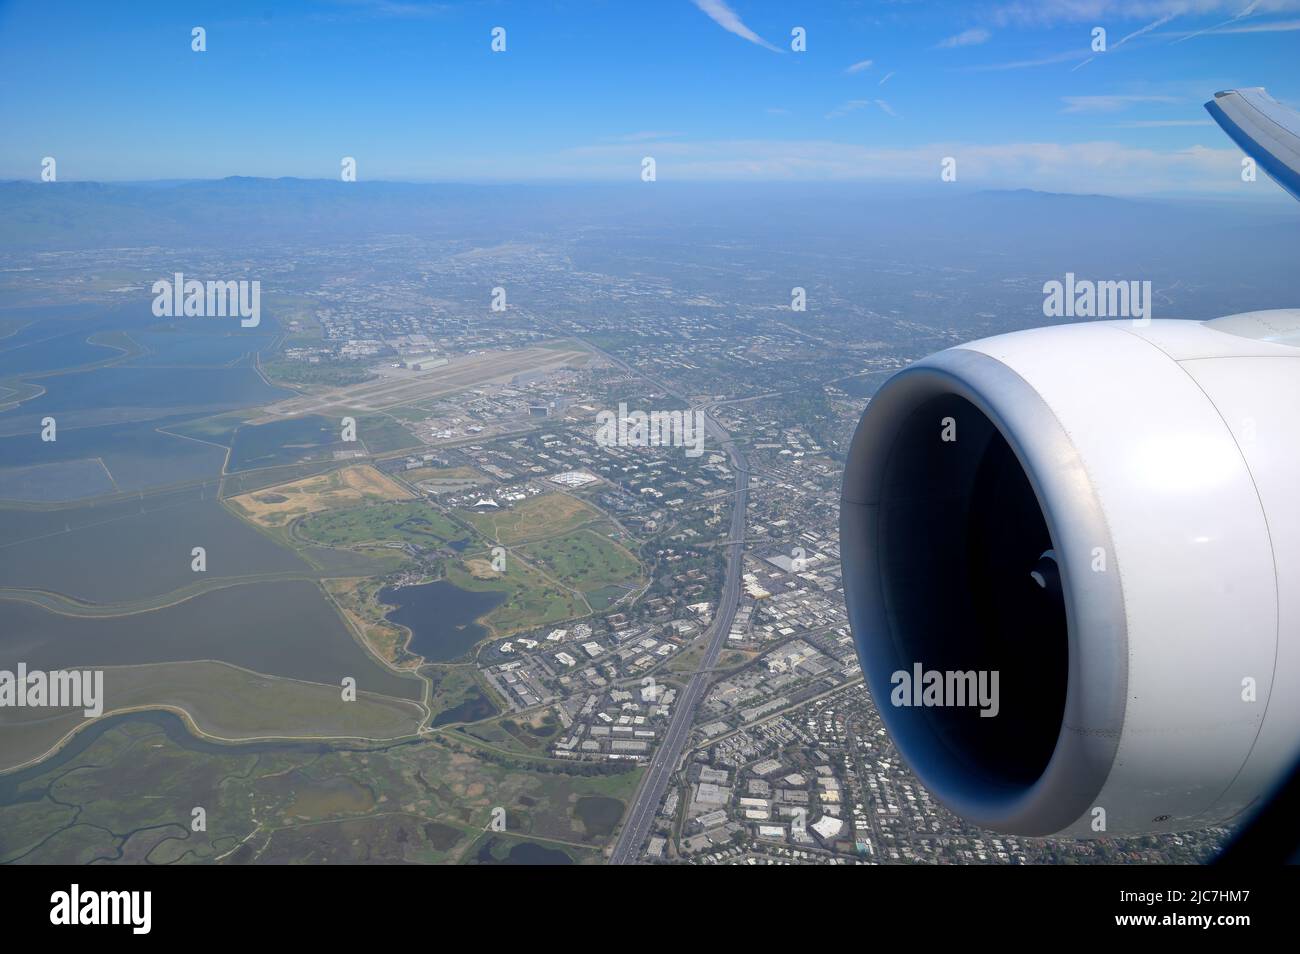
[609,404,750,864]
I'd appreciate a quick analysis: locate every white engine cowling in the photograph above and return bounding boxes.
[840,310,1300,837]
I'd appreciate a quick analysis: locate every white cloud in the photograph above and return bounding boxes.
[937,27,992,48]
[878,70,896,86]
[964,48,1087,71]
[825,99,873,119]
[1193,15,1300,32]
[845,58,874,73]
[1115,11,1179,46]
[1070,10,1179,69]
[986,1,1297,29]
[691,0,781,52]
[1062,94,1180,112]
[1115,119,1215,127]
[327,0,453,19]
[1176,0,1263,42]
[824,99,898,120]
[555,137,1246,194]
[615,131,684,142]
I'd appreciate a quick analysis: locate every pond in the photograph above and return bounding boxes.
[379,580,504,662]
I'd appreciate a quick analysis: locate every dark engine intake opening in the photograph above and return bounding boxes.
[876,393,1068,798]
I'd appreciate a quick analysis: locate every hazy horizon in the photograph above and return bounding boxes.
[4,0,1300,197]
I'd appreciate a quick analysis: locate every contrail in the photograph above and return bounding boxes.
[1175,1,1261,44]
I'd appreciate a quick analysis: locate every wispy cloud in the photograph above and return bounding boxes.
[1062,94,1180,112]
[825,99,898,119]
[985,1,1288,29]
[937,27,991,48]
[558,137,1247,194]
[845,58,874,73]
[1115,12,1179,47]
[691,0,781,52]
[327,0,451,18]
[1184,16,1300,34]
[614,131,684,142]
[1114,119,1215,127]
[964,48,1088,71]
[1176,0,1262,41]
[878,70,896,86]
[1073,11,1178,69]
[825,99,873,119]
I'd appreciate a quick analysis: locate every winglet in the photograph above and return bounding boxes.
[1206,87,1300,202]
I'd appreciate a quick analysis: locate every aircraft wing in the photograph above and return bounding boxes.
[1206,87,1300,201]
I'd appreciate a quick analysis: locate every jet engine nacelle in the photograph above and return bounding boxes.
[840,311,1300,836]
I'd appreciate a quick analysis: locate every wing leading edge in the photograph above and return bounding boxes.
[1206,88,1300,202]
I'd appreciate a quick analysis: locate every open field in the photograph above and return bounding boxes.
[520,528,641,594]
[294,543,409,577]
[354,415,423,454]
[461,492,601,546]
[248,344,592,421]
[404,465,491,495]
[296,500,470,550]
[228,464,413,529]
[665,645,753,675]
[446,553,584,637]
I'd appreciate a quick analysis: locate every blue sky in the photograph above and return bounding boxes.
[1,0,1298,196]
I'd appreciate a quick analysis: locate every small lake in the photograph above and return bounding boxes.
[473,836,574,866]
[431,692,498,727]
[379,580,504,663]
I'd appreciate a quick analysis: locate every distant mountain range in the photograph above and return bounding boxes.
[1,179,1295,277]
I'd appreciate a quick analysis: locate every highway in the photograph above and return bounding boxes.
[543,333,754,864]
[609,405,750,864]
